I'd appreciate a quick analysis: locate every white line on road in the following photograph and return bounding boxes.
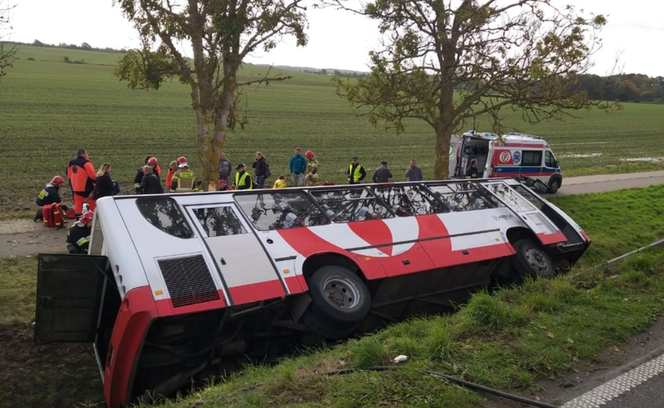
[561,352,664,408]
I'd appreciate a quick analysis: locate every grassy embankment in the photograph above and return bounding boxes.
[1,45,664,217]
[1,185,663,407]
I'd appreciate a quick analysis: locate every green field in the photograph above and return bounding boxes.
[1,45,664,215]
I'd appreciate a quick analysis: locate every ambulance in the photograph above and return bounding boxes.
[34,178,589,407]
[450,131,563,193]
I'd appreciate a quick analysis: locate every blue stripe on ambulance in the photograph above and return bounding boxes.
[493,166,560,174]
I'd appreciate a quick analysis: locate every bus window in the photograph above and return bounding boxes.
[373,185,443,216]
[136,196,194,239]
[428,182,501,212]
[521,150,543,167]
[310,187,394,223]
[234,192,329,231]
[192,207,248,238]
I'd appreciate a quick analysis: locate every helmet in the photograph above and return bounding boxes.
[80,211,94,224]
[177,156,188,165]
[50,176,65,186]
[305,150,315,159]
[147,157,158,166]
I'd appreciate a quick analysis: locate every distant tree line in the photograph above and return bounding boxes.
[9,39,127,54]
[302,68,367,78]
[574,73,664,103]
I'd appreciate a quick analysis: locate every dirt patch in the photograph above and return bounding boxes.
[483,316,664,407]
[0,323,104,408]
[0,219,68,258]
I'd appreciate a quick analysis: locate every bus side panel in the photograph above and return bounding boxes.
[104,286,158,408]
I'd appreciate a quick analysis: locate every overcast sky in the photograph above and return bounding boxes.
[7,0,663,77]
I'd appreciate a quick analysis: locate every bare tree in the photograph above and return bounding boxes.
[330,0,618,179]
[115,0,308,183]
[0,1,16,82]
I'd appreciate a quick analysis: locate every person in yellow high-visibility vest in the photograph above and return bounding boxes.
[347,156,366,184]
[235,163,253,190]
[171,156,198,193]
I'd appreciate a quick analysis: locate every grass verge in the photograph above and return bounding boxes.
[153,251,664,408]
[549,184,664,265]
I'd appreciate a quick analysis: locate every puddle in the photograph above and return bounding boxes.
[558,153,603,159]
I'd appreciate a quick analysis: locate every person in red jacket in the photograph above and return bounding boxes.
[66,149,97,217]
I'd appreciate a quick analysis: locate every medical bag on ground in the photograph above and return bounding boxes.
[43,203,64,228]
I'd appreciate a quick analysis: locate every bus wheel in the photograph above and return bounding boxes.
[306,265,371,323]
[511,239,555,278]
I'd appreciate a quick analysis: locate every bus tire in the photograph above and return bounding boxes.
[511,239,555,279]
[302,309,360,340]
[306,265,371,323]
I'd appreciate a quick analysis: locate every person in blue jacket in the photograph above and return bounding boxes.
[289,148,307,187]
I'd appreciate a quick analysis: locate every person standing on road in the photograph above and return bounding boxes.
[67,149,97,216]
[235,163,253,190]
[134,157,160,193]
[373,160,393,183]
[347,156,367,184]
[405,159,423,181]
[140,165,164,194]
[34,176,70,222]
[66,211,93,254]
[171,156,198,193]
[252,152,269,189]
[289,148,307,187]
[304,150,320,186]
[218,152,232,185]
[165,160,178,193]
[93,163,114,200]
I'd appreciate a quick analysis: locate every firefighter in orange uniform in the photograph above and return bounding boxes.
[67,149,97,217]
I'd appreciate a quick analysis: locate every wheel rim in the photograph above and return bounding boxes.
[323,275,361,309]
[524,247,551,275]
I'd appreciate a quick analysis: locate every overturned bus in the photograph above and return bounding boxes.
[34,178,590,407]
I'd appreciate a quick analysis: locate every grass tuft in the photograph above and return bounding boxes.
[349,337,388,368]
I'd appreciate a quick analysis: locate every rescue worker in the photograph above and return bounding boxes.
[234,163,253,190]
[34,176,70,222]
[218,179,232,191]
[273,174,287,189]
[66,211,93,254]
[140,165,164,194]
[466,159,479,179]
[134,157,160,193]
[66,149,97,217]
[171,156,198,193]
[304,150,320,186]
[347,156,366,184]
[165,160,178,193]
[289,148,307,187]
[372,160,393,183]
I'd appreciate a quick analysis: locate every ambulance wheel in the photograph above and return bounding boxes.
[306,266,371,324]
[511,239,555,279]
[547,178,561,194]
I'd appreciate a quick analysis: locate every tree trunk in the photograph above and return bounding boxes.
[433,124,452,180]
[196,109,219,186]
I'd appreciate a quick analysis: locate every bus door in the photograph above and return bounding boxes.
[187,204,286,305]
[478,181,566,245]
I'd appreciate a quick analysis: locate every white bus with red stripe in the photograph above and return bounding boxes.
[34,178,589,407]
[450,131,564,193]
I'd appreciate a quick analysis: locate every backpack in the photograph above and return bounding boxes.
[43,203,64,228]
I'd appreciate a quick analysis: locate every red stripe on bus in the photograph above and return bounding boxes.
[537,231,567,245]
[104,286,157,408]
[229,279,286,305]
[284,276,305,294]
[348,220,394,256]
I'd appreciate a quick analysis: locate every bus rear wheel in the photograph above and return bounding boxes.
[303,265,371,338]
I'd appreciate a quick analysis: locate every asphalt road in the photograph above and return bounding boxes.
[555,170,664,196]
[602,372,664,408]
